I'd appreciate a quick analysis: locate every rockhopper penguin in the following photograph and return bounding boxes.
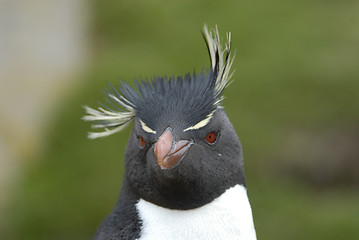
[83,25,257,240]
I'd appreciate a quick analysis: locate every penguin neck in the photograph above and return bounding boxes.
[126,163,247,210]
[135,184,257,240]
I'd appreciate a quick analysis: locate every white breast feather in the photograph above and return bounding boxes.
[136,184,257,240]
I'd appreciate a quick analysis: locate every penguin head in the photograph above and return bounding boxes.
[83,25,245,209]
[125,108,245,209]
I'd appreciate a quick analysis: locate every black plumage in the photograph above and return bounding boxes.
[115,71,217,133]
[83,25,256,240]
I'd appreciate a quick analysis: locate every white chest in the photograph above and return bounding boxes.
[136,184,257,240]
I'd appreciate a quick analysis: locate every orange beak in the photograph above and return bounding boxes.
[154,128,193,170]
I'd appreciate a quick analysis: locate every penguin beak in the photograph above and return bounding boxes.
[154,128,193,170]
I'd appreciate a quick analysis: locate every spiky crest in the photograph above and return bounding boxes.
[83,25,234,139]
[202,24,234,99]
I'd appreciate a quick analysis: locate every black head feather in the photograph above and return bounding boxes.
[114,70,219,132]
[83,25,234,138]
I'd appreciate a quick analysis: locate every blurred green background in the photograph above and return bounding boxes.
[1,0,359,239]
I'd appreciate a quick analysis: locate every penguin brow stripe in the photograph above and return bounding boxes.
[140,119,157,134]
[183,111,215,132]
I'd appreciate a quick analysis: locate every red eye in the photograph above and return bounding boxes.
[139,136,146,147]
[205,131,218,144]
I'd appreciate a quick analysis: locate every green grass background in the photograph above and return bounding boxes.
[3,0,359,239]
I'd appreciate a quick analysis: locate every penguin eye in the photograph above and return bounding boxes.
[138,136,146,148]
[205,131,218,144]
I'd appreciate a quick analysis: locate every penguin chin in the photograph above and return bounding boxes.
[148,157,183,181]
[147,147,185,179]
[137,144,229,209]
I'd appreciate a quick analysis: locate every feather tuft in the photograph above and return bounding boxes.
[82,86,136,139]
[83,25,235,138]
[202,24,234,99]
